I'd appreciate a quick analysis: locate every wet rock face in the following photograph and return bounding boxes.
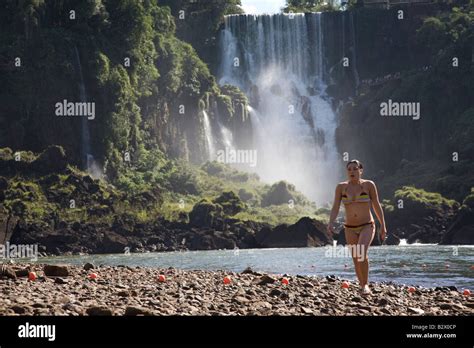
[0,263,472,316]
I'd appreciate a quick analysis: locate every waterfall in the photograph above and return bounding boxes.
[349,11,360,94]
[218,14,341,205]
[73,46,95,173]
[202,110,215,160]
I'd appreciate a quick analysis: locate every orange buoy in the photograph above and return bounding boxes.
[470,265,474,270]
[463,289,471,296]
[223,276,231,284]
[408,286,416,293]
[157,274,166,282]
[281,278,289,285]
[28,272,37,281]
[341,281,349,289]
[88,273,98,280]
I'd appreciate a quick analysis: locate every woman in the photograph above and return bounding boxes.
[327,160,387,295]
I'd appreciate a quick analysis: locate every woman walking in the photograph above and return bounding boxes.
[327,160,387,295]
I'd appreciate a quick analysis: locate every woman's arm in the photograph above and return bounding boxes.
[327,184,342,235]
[368,181,386,241]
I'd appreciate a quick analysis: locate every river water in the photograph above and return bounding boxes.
[30,244,474,289]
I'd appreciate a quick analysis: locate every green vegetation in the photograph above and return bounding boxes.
[0,145,322,227]
[283,0,340,12]
[394,186,458,210]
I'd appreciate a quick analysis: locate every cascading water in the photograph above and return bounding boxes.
[218,14,341,205]
[202,110,216,160]
[349,11,360,93]
[73,46,94,173]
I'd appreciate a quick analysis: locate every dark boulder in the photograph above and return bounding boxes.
[43,264,70,277]
[441,190,474,245]
[31,145,68,174]
[385,232,401,245]
[189,199,223,228]
[101,231,129,253]
[256,217,331,248]
[213,191,244,215]
[189,230,236,250]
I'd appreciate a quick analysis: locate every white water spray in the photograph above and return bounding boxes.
[219,14,341,205]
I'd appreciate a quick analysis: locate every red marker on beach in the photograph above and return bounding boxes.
[157,274,166,282]
[408,286,416,293]
[28,272,37,281]
[341,281,349,289]
[463,289,471,296]
[223,276,232,284]
[281,278,289,285]
[88,273,98,280]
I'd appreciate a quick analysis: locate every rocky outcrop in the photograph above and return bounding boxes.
[383,186,459,244]
[31,145,68,174]
[256,217,331,248]
[441,189,474,245]
[0,204,18,244]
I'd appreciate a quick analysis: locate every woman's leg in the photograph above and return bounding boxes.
[344,228,363,285]
[357,223,375,288]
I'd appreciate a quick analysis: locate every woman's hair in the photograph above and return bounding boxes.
[346,159,363,169]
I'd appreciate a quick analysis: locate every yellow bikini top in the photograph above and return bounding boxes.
[341,182,371,205]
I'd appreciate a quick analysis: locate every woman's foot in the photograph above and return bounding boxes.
[360,284,371,295]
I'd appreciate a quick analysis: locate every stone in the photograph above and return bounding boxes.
[54,277,69,284]
[408,307,425,315]
[1,265,17,279]
[269,289,283,297]
[439,303,452,310]
[83,263,95,271]
[233,296,249,304]
[43,264,70,277]
[86,306,113,316]
[255,275,276,285]
[124,306,153,316]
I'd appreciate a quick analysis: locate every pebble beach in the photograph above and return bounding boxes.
[0,263,472,316]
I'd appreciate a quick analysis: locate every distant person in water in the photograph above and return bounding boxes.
[327,160,387,295]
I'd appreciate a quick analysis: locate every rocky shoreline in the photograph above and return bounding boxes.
[0,263,472,316]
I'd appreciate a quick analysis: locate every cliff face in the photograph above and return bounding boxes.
[0,0,250,173]
[333,4,473,202]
